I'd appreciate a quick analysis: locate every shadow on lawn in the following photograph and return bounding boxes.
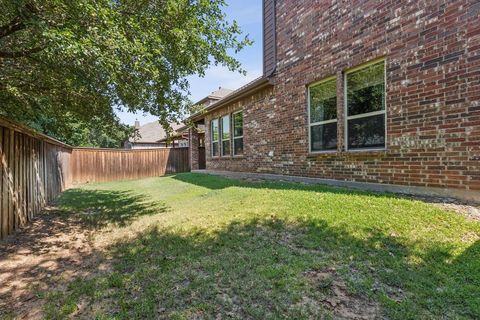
[58,188,169,228]
[172,172,398,197]
[0,189,169,318]
[47,216,480,319]
[173,172,480,206]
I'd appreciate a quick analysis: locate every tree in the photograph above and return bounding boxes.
[31,113,135,148]
[0,0,251,145]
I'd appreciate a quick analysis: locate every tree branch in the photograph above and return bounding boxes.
[0,47,43,59]
[0,16,25,39]
[0,2,41,39]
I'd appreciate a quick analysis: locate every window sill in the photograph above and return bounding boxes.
[307,148,387,158]
[307,152,338,158]
[308,150,337,155]
[209,155,245,160]
[345,148,387,154]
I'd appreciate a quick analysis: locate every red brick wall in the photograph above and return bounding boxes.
[204,0,480,191]
[205,87,276,172]
[189,127,200,170]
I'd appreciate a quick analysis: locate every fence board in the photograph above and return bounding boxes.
[8,129,14,234]
[70,148,189,184]
[0,117,73,239]
[0,128,5,239]
[0,115,191,240]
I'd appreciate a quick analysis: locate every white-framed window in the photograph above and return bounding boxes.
[232,111,243,155]
[211,119,219,157]
[220,115,230,156]
[344,59,386,151]
[308,77,337,152]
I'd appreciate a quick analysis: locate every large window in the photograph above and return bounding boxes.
[220,115,230,156]
[232,111,243,155]
[211,119,219,157]
[345,60,386,150]
[308,77,337,152]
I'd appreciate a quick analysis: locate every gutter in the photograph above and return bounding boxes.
[189,76,274,121]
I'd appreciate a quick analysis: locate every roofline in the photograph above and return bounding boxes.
[194,91,233,107]
[194,95,220,106]
[74,146,188,151]
[158,134,188,142]
[129,141,164,144]
[189,76,273,121]
[176,124,189,132]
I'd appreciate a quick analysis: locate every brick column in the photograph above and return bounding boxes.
[189,127,200,170]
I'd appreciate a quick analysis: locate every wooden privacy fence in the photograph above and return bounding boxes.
[0,116,191,240]
[0,116,72,240]
[70,147,189,184]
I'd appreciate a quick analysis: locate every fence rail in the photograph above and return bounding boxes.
[0,116,191,240]
[70,147,189,184]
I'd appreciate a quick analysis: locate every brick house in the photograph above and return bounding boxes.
[188,0,480,200]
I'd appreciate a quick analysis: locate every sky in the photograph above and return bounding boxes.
[116,0,263,126]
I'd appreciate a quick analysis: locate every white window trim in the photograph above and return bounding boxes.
[232,110,244,156]
[347,110,385,120]
[307,76,338,154]
[220,115,231,157]
[344,58,387,152]
[211,119,219,157]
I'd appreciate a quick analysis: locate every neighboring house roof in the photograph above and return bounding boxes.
[189,76,274,121]
[194,87,234,107]
[209,87,234,99]
[129,121,184,144]
[130,88,232,145]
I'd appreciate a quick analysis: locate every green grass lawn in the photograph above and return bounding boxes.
[46,173,479,319]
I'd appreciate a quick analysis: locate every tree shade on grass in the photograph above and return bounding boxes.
[31,174,480,318]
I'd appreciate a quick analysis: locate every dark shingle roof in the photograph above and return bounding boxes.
[129,122,184,143]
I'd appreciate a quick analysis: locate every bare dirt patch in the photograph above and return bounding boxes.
[305,268,381,320]
[0,207,103,319]
[432,203,480,221]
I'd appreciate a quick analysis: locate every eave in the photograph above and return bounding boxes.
[189,76,274,122]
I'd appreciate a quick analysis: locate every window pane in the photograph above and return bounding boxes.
[212,142,219,156]
[221,115,230,140]
[234,137,243,155]
[309,79,337,123]
[233,112,243,137]
[346,61,385,116]
[347,114,385,149]
[211,119,219,141]
[222,140,230,156]
[311,122,337,151]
